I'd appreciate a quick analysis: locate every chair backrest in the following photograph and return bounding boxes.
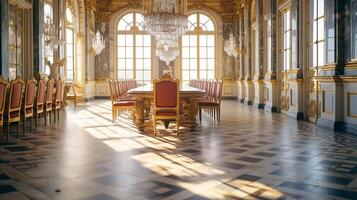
[37,80,46,105]
[46,79,55,103]
[25,79,36,107]
[0,77,7,114]
[55,79,63,102]
[9,78,24,111]
[215,81,223,102]
[153,79,179,109]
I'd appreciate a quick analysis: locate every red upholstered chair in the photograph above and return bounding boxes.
[0,77,7,137]
[153,76,180,135]
[6,78,24,138]
[53,79,63,122]
[108,80,135,123]
[34,80,46,127]
[22,79,36,134]
[198,80,223,122]
[44,79,54,125]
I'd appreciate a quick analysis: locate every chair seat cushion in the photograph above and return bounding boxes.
[113,101,134,107]
[156,110,177,116]
[198,101,219,107]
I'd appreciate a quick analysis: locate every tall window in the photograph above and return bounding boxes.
[182,13,215,84]
[311,0,325,68]
[117,12,152,85]
[44,3,53,75]
[65,7,74,82]
[8,4,25,80]
[352,0,357,59]
[282,9,291,70]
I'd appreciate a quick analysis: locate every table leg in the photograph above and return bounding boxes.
[134,97,145,131]
[183,97,199,130]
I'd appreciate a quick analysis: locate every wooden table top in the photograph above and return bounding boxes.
[128,84,205,95]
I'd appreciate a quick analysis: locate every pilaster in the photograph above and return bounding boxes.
[0,0,9,78]
[33,0,44,74]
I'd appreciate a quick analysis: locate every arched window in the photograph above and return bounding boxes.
[181,13,215,84]
[65,7,74,82]
[117,12,152,85]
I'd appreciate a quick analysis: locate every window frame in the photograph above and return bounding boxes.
[309,0,325,68]
[65,7,75,82]
[116,12,153,85]
[181,12,216,84]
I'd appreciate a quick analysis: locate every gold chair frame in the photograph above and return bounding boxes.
[152,76,180,135]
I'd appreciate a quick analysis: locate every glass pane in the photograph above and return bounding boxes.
[182,47,190,58]
[188,14,197,26]
[143,71,151,80]
[126,47,133,58]
[118,70,125,79]
[190,59,197,69]
[144,59,151,69]
[317,42,325,66]
[207,70,215,79]
[182,35,190,47]
[136,70,143,81]
[118,47,126,58]
[118,59,126,70]
[312,0,318,19]
[182,59,190,70]
[135,13,144,26]
[317,0,324,17]
[317,18,324,41]
[312,44,317,67]
[199,35,207,46]
[190,47,197,58]
[143,35,151,46]
[207,47,215,58]
[126,35,133,46]
[144,47,151,58]
[207,59,215,70]
[190,35,197,46]
[204,21,215,31]
[200,47,207,58]
[66,29,73,43]
[200,71,207,79]
[190,70,197,79]
[182,71,190,80]
[286,10,290,30]
[200,59,207,70]
[136,59,143,69]
[118,35,126,46]
[118,19,129,31]
[126,59,133,70]
[66,45,73,57]
[126,70,134,79]
[312,20,317,42]
[207,35,215,46]
[136,47,143,58]
[136,35,143,46]
[66,8,73,23]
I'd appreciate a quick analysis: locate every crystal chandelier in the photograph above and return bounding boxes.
[224,34,238,58]
[44,15,65,57]
[143,0,188,65]
[92,30,105,55]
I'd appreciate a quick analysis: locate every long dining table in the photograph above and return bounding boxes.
[127,84,205,131]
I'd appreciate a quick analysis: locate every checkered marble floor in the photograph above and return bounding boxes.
[0,100,357,200]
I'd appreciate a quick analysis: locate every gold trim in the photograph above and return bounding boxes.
[320,64,336,71]
[340,76,357,82]
[347,92,357,118]
[314,76,342,83]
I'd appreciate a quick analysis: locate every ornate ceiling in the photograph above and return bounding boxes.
[92,0,238,23]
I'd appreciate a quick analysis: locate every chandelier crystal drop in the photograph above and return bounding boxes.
[92,30,106,55]
[44,15,65,57]
[224,34,238,58]
[143,0,188,65]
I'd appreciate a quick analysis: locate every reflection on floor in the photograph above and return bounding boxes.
[0,100,357,200]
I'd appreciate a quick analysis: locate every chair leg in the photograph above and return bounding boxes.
[23,118,25,136]
[54,109,56,122]
[7,123,9,141]
[35,114,37,128]
[176,119,179,135]
[17,121,19,137]
[58,109,60,121]
[30,118,33,132]
[218,107,221,121]
[49,111,52,123]
[153,120,156,136]
[199,108,202,122]
[112,109,115,123]
[44,110,47,125]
